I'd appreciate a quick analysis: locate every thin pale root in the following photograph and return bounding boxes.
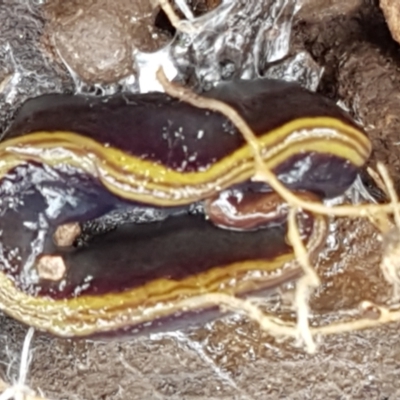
[156,66,400,352]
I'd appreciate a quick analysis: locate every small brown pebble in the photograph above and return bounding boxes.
[380,0,400,45]
[360,301,382,320]
[43,0,172,84]
[36,255,67,281]
[53,7,134,84]
[53,222,81,247]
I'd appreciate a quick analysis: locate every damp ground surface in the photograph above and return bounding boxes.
[1,0,400,399]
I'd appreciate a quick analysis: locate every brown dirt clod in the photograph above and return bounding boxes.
[43,0,172,84]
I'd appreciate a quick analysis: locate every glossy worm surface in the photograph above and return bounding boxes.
[0,78,371,337]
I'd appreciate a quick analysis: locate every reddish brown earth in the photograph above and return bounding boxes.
[1,0,400,399]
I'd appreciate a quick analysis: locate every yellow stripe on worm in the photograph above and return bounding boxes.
[0,116,370,206]
[0,214,327,337]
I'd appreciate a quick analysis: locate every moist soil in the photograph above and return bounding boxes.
[1,0,400,399]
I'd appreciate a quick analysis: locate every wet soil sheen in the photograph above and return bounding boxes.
[1,0,400,399]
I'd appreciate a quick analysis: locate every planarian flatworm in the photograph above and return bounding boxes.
[0,78,371,337]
